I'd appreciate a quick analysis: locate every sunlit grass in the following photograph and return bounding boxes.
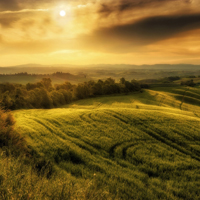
[8,86,200,199]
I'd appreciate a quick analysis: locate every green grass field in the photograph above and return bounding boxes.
[2,86,200,199]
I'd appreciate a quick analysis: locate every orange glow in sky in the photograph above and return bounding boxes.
[0,0,200,66]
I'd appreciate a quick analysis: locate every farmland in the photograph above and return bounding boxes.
[4,86,199,199]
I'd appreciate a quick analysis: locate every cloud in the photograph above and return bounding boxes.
[0,0,73,12]
[98,0,192,16]
[0,9,49,14]
[0,10,65,43]
[0,16,20,28]
[77,5,88,9]
[79,13,200,53]
[0,0,19,11]
[0,0,54,11]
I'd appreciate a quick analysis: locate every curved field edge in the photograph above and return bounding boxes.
[13,88,200,200]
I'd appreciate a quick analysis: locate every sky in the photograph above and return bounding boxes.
[1,0,200,66]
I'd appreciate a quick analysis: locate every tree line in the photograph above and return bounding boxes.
[0,77,142,110]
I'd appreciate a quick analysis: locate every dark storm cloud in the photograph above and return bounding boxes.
[81,13,200,52]
[97,13,200,43]
[98,0,192,16]
[0,0,19,11]
[0,0,59,11]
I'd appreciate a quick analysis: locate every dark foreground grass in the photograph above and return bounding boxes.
[0,150,113,200]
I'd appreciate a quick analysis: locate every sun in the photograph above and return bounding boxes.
[60,10,66,17]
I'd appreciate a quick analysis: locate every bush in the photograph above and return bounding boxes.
[181,79,196,87]
[0,108,28,156]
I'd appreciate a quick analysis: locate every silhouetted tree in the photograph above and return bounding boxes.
[120,77,126,84]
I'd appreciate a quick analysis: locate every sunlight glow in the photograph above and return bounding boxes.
[60,10,66,17]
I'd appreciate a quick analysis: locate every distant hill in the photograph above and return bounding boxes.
[0,63,200,84]
[1,63,200,73]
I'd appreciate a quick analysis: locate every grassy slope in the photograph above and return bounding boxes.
[12,86,200,199]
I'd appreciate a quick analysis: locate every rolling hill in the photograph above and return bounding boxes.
[9,86,200,199]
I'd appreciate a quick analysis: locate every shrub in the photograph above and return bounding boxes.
[0,108,28,156]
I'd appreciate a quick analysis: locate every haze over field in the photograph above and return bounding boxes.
[1,0,200,66]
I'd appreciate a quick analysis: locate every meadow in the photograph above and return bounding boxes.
[1,85,199,199]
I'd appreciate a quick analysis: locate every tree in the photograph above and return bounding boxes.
[59,89,72,103]
[131,79,141,91]
[40,88,53,109]
[41,78,52,91]
[92,83,103,95]
[120,77,126,84]
[0,91,14,110]
[73,83,90,100]
[50,90,65,107]
[181,79,196,87]
[105,78,115,85]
